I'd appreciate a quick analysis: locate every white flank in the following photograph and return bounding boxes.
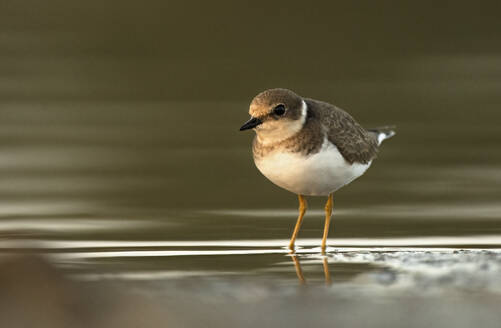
[255,138,370,196]
[377,130,396,145]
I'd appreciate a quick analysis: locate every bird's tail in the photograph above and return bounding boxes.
[368,125,396,145]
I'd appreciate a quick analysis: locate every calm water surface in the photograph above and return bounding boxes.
[1,4,501,325]
[2,92,501,287]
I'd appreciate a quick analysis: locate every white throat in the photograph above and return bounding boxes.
[256,100,307,145]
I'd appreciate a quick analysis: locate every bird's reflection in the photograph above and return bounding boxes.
[322,256,332,284]
[291,254,306,284]
[290,253,332,285]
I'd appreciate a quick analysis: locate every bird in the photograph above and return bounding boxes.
[239,88,395,252]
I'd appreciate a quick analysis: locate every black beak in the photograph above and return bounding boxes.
[239,117,262,131]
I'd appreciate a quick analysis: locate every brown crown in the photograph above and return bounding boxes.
[249,88,303,119]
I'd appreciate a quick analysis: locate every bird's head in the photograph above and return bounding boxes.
[239,88,307,144]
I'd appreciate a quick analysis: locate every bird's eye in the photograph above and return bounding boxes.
[273,104,286,116]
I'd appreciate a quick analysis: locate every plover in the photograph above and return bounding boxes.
[239,88,395,251]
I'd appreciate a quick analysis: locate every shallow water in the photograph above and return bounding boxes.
[2,1,501,326]
[2,105,501,289]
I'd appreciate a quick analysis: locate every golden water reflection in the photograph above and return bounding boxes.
[290,254,333,285]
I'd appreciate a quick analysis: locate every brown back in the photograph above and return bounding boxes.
[305,98,378,164]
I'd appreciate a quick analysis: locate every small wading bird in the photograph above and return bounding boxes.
[240,89,395,252]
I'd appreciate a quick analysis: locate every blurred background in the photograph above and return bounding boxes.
[1,1,501,327]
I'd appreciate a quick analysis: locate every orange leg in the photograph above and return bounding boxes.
[321,193,333,253]
[288,195,307,250]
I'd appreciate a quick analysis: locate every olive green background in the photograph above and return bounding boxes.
[1,0,501,281]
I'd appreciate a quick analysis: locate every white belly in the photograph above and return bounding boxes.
[254,139,370,196]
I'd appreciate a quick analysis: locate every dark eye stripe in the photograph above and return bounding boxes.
[273,104,286,116]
